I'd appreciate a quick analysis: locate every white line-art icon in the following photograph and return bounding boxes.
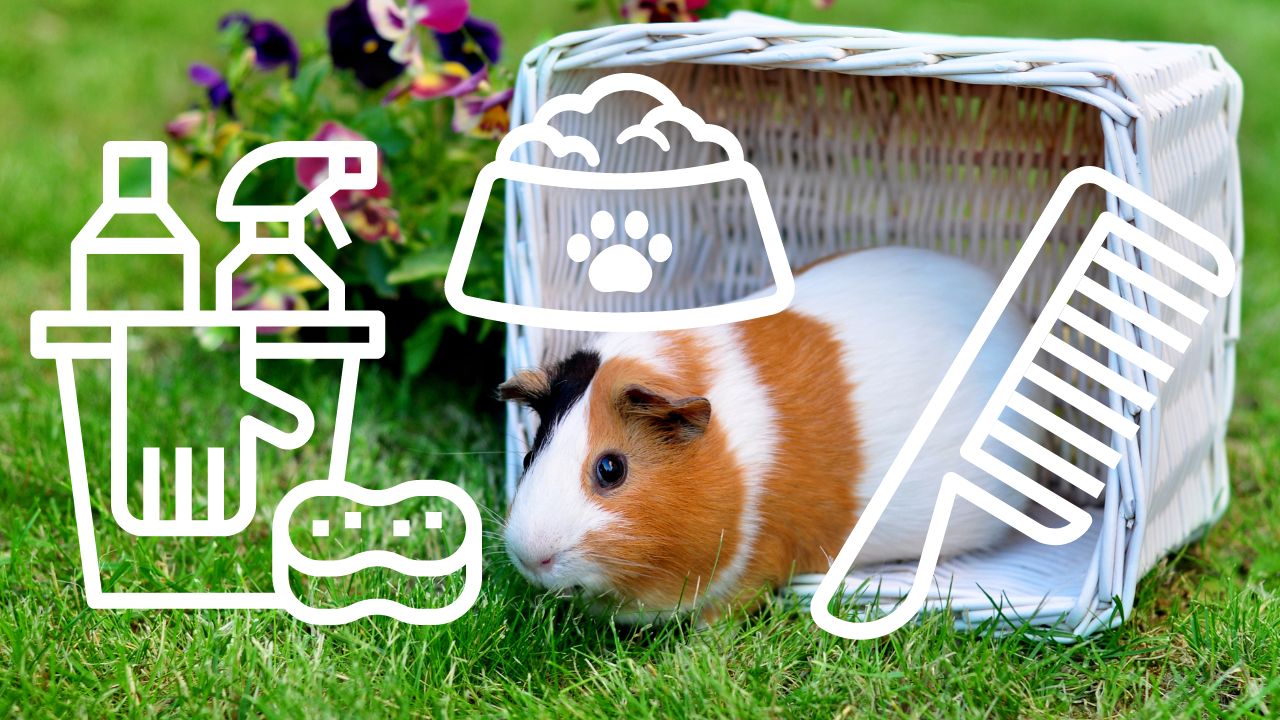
[809,166,1238,640]
[445,72,795,332]
[274,480,482,625]
[29,140,482,624]
[569,209,674,293]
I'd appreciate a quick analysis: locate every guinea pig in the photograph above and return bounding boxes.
[500,246,1040,621]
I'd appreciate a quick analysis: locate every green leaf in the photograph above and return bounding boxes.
[386,247,453,285]
[403,314,445,378]
[293,59,329,109]
[362,243,398,298]
[352,105,412,157]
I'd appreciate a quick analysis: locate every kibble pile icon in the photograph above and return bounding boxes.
[445,72,795,333]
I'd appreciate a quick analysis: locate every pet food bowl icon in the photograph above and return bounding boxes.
[30,141,482,623]
[445,73,796,333]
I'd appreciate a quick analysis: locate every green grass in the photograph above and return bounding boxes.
[2,0,1279,717]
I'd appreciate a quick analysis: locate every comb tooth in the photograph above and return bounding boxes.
[1023,363,1139,439]
[964,445,1094,512]
[1041,335,1156,410]
[1110,220,1230,294]
[988,420,1107,497]
[1075,277,1191,352]
[1059,305,1174,381]
[1006,390,1121,467]
[1092,248,1208,324]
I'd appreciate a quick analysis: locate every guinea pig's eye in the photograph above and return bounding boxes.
[593,453,627,492]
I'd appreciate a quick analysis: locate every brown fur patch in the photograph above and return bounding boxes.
[578,346,746,610]
[579,314,861,615]
[729,310,862,604]
[497,368,549,402]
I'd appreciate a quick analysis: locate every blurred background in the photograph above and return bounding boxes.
[1,0,1277,715]
[1,0,1275,388]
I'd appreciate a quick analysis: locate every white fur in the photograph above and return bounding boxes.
[508,246,1040,602]
[504,400,617,591]
[783,247,1037,564]
[681,324,777,602]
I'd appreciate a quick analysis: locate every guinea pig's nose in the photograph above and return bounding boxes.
[512,548,558,575]
[532,552,558,573]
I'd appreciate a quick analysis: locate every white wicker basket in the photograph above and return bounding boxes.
[498,14,1243,638]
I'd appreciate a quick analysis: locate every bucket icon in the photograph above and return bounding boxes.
[31,141,387,610]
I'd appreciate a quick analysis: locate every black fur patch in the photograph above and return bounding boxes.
[522,349,601,473]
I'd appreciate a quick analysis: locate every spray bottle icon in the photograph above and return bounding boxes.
[31,141,482,624]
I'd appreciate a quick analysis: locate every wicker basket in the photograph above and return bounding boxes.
[499,13,1243,638]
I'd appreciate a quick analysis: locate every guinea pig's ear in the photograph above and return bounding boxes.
[618,385,712,443]
[497,369,550,406]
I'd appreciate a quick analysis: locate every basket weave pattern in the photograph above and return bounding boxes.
[502,17,1242,637]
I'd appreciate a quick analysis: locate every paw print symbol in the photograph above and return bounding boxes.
[568,210,672,293]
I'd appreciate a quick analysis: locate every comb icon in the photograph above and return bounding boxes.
[810,166,1238,640]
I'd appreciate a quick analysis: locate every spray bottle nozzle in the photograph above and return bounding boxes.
[215,140,379,248]
[212,141,381,312]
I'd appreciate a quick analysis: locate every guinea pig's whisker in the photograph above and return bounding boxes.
[403,449,512,457]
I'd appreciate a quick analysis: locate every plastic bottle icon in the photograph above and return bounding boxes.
[70,141,201,313]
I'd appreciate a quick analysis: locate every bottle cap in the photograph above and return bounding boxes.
[102,141,168,208]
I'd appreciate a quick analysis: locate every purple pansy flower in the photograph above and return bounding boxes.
[328,0,407,88]
[366,0,468,71]
[189,63,234,115]
[383,61,483,103]
[452,86,513,139]
[248,21,300,77]
[434,16,501,73]
[220,13,300,77]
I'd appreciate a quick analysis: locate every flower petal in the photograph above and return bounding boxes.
[328,0,407,89]
[231,273,255,306]
[408,68,461,99]
[297,121,392,209]
[434,16,501,73]
[313,120,366,142]
[165,109,209,140]
[188,63,223,87]
[366,0,407,40]
[413,0,468,32]
[188,63,234,114]
[452,87,512,138]
[621,0,707,22]
[247,20,300,77]
[218,12,253,31]
[296,120,360,192]
[343,198,402,242]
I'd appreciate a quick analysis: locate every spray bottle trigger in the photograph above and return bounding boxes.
[316,199,352,249]
[328,147,377,190]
